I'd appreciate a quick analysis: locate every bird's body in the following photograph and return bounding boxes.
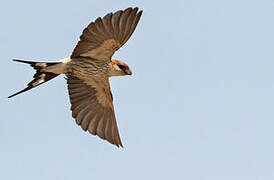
[9,7,143,147]
[45,57,111,77]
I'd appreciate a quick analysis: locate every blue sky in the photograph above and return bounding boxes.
[1,0,274,179]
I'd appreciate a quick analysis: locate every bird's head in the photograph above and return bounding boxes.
[109,59,132,77]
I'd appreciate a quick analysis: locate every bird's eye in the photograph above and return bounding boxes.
[118,64,126,71]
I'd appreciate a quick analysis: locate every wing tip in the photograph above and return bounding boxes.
[116,143,124,148]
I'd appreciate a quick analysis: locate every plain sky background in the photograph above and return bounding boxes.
[1,0,274,179]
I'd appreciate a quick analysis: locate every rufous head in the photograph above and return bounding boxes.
[109,59,132,77]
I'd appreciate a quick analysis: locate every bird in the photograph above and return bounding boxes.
[8,7,143,147]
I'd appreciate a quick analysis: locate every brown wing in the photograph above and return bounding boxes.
[71,7,143,61]
[67,75,123,147]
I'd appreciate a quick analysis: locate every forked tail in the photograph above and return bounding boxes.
[8,59,60,98]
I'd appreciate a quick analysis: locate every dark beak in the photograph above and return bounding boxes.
[125,69,132,75]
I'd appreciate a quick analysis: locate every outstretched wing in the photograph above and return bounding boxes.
[67,75,123,147]
[71,7,143,61]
